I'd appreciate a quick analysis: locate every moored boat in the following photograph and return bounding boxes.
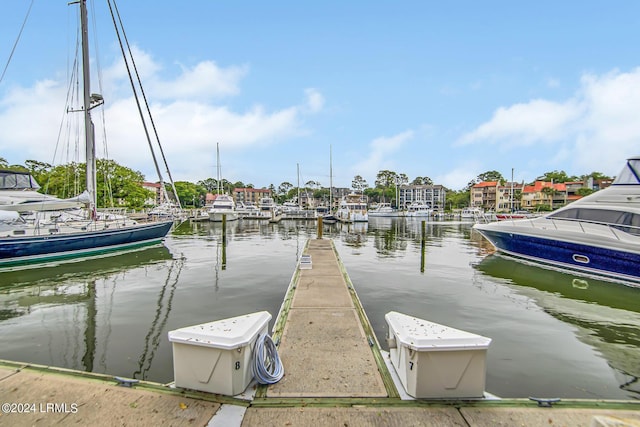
[0,0,174,268]
[405,202,432,218]
[207,194,239,222]
[368,202,403,218]
[473,156,640,286]
[336,193,368,223]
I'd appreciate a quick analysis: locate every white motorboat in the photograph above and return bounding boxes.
[473,156,640,286]
[368,203,403,218]
[336,193,368,223]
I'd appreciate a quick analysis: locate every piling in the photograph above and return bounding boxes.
[316,215,323,238]
[420,220,426,272]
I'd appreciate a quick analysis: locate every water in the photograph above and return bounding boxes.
[0,217,638,400]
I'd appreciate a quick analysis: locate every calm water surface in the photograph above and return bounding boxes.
[0,217,638,400]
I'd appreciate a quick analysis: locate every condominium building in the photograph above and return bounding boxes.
[398,184,447,211]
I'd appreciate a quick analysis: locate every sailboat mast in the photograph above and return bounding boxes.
[80,0,96,216]
[216,143,221,194]
[329,145,333,212]
[297,163,300,208]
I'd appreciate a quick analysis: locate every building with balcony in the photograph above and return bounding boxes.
[398,184,447,211]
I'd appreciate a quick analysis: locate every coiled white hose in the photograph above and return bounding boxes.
[252,334,284,384]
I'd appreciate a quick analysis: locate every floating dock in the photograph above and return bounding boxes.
[1,238,640,426]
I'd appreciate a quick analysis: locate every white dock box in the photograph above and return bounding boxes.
[168,311,271,396]
[385,311,491,399]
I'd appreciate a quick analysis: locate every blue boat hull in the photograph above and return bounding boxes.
[477,228,640,285]
[0,221,173,266]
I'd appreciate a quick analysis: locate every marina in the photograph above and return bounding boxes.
[0,229,639,426]
[0,218,639,401]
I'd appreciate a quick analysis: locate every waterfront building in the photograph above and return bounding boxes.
[470,181,498,210]
[496,182,525,212]
[142,182,166,207]
[398,184,447,211]
[233,187,272,205]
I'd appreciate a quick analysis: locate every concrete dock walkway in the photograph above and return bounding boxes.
[1,238,640,426]
[264,238,388,398]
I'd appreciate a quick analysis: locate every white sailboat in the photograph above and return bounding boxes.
[208,144,239,222]
[0,0,173,267]
[321,145,338,224]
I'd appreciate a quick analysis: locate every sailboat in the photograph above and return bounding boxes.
[321,146,338,224]
[0,0,173,267]
[207,143,239,222]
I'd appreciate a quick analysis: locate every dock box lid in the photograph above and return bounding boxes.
[168,311,271,350]
[385,311,491,351]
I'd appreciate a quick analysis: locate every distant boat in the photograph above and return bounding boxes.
[207,143,238,222]
[207,194,239,222]
[368,203,403,218]
[336,192,369,223]
[405,202,432,218]
[460,207,484,221]
[258,197,281,221]
[494,211,539,221]
[236,201,261,219]
[474,156,640,286]
[0,0,173,268]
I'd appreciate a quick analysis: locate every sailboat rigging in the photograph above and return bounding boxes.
[0,0,174,267]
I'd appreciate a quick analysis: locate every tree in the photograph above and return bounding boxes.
[0,157,7,168]
[174,181,206,207]
[278,182,293,201]
[465,170,505,191]
[374,170,398,188]
[197,178,218,193]
[352,175,368,192]
[37,159,149,209]
[541,185,559,210]
[477,170,504,183]
[536,170,577,183]
[411,176,433,185]
[576,187,595,197]
[446,189,470,210]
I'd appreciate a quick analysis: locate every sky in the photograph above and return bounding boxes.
[1,1,640,191]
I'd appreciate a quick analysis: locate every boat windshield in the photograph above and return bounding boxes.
[0,170,41,190]
[549,207,640,235]
[612,157,640,185]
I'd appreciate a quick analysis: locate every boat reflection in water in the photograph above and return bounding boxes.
[0,245,181,380]
[475,254,640,398]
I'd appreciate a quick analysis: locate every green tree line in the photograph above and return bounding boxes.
[1,157,612,211]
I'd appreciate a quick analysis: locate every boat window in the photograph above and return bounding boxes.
[613,158,640,185]
[0,171,41,190]
[549,208,640,235]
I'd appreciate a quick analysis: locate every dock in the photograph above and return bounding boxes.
[1,238,640,426]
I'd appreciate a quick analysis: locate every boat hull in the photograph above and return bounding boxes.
[474,226,640,285]
[208,211,239,222]
[0,221,173,267]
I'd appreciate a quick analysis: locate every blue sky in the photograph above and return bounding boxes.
[1,1,639,191]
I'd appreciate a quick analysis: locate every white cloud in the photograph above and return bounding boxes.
[0,48,323,182]
[352,130,414,183]
[457,99,581,146]
[456,68,640,177]
[304,88,324,113]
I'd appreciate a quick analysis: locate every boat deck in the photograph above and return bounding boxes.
[1,238,639,426]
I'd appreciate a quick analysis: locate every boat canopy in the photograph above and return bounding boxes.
[0,170,41,190]
[613,156,640,185]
